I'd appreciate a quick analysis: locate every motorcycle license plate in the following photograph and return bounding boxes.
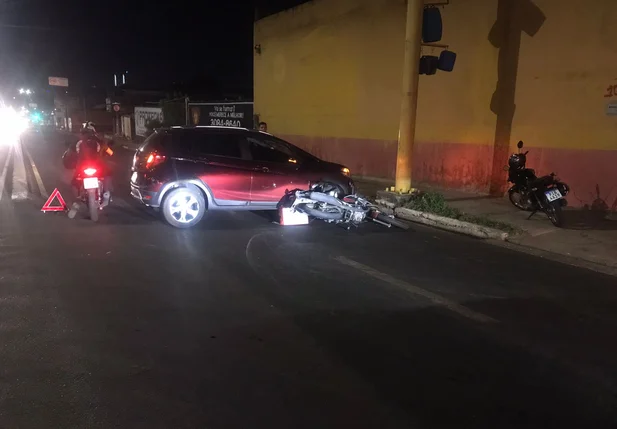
[279,207,309,226]
[83,177,99,190]
[545,188,563,202]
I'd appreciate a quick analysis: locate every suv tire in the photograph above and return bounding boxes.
[162,186,207,229]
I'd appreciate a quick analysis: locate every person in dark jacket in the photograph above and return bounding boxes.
[71,123,112,202]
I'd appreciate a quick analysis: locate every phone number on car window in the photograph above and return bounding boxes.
[210,119,242,127]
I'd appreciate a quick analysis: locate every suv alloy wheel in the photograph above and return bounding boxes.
[161,186,207,228]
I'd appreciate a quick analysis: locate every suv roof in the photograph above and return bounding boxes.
[168,125,271,136]
[148,126,319,162]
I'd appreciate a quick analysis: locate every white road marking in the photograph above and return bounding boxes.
[11,140,28,200]
[530,228,557,237]
[0,146,14,202]
[22,144,48,198]
[334,256,498,324]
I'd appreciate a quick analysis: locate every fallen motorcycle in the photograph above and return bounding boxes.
[506,140,570,227]
[278,182,409,230]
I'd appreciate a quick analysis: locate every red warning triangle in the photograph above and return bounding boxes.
[41,188,68,212]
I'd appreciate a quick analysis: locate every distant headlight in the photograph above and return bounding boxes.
[0,107,28,145]
[341,167,350,177]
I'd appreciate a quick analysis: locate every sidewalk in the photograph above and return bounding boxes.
[355,178,617,273]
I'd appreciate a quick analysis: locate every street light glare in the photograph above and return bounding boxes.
[0,106,28,144]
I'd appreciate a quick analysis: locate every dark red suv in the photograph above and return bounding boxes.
[130,126,354,228]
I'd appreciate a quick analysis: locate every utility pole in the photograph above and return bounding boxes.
[394,0,424,193]
[185,96,190,125]
[82,86,88,122]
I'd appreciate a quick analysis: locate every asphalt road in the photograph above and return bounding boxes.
[0,130,616,428]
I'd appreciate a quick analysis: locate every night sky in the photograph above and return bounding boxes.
[0,0,310,95]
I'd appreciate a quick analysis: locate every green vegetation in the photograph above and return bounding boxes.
[404,191,520,234]
[404,191,462,218]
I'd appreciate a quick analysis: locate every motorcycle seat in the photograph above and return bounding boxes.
[529,175,555,187]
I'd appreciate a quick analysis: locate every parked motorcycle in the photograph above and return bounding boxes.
[278,182,409,230]
[506,140,570,227]
[68,162,111,222]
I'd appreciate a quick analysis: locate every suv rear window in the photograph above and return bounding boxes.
[139,130,170,152]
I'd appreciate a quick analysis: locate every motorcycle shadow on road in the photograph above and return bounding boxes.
[249,210,413,236]
[560,208,617,231]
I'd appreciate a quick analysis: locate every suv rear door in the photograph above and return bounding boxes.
[246,134,310,204]
[173,129,253,205]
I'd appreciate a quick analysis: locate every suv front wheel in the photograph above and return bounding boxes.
[162,186,207,228]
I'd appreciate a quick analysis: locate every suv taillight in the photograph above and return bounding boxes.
[145,151,166,169]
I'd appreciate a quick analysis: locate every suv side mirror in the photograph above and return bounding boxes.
[517,140,524,149]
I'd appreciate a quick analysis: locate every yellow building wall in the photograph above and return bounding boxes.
[254,0,499,144]
[514,0,617,150]
[255,0,617,204]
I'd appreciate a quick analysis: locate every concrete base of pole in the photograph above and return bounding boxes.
[375,189,421,209]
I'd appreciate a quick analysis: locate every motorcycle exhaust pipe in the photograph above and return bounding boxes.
[371,218,392,228]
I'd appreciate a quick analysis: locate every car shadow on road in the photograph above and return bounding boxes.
[66,203,161,226]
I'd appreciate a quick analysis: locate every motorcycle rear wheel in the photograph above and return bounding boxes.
[87,189,99,222]
[546,200,564,227]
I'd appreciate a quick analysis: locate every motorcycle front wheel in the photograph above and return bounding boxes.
[87,189,99,222]
[546,200,564,227]
[296,203,344,221]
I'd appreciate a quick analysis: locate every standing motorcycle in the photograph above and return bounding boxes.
[278,182,409,230]
[66,140,114,222]
[68,163,111,222]
[506,140,570,227]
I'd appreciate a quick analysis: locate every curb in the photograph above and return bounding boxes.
[394,207,509,241]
